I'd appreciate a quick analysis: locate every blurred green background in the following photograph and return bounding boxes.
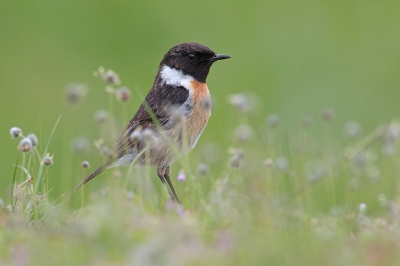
[1,1,400,199]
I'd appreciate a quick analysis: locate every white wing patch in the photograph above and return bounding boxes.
[160,65,194,91]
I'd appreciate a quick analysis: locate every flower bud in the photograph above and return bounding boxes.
[81,161,90,169]
[115,87,131,102]
[267,114,279,128]
[275,157,289,171]
[177,170,186,182]
[94,109,110,124]
[322,108,336,122]
[27,133,38,147]
[64,83,88,105]
[18,138,33,152]
[198,163,210,175]
[10,127,22,138]
[234,124,255,143]
[263,158,273,168]
[41,153,54,166]
[228,153,243,169]
[95,67,121,85]
[344,121,361,138]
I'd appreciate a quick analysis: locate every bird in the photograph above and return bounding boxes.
[75,42,230,203]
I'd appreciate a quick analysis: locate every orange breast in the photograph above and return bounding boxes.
[187,80,211,137]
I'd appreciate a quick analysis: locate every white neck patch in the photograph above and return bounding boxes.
[160,65,193,90]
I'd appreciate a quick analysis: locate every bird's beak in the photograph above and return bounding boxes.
[209,54,231,62]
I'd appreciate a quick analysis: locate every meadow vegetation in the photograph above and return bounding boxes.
[2,68,400,266]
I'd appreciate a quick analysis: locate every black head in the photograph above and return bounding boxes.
[159,42,230,83]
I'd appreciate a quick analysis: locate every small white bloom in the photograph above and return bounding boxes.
[359,203,367,214]
[27,133,38,147]
[10,127,22,138]
[267,114,279,128]
[18,138,33,152]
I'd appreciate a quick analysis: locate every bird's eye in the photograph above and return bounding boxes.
[187,53,197,61]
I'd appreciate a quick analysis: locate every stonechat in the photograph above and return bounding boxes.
[76,42,230,203]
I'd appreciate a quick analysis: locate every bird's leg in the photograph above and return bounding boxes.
[164,166,181,204]
[157,166,180,204]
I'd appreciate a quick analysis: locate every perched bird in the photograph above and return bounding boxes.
[76,42,230,203]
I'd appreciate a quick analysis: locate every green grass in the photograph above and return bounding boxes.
[2,70,400,265]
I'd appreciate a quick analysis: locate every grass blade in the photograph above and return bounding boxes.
[35,115,61,193]
[11,156,19,212]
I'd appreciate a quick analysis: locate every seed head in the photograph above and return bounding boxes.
[381,123,400,155]
[64,83,88,105]
[71,136,90,155]
[359,203,367,214]
[94,109,110,124]
[126,191,134,200]
[344,120,361,138]
[322,108,336,122]
[275,157,289,171]
[228,153,243,169]
[115,87,131,102]
[198,163,210,176]
[113,169,122,178]
[383,143,396,155]
[263,158,273,168]
[81,161,90,169]
[93,138,104,149]
[10,127,22,138]
[234,124,255,143]
[378,194,387,206]
[41,153,54,166]
[227,93,247,111]
[267,114,279,128]
[383,122,400,143]
[18,138,33,152]
[27,133,38,147]
[95,67,121,85]
[305,159,325,182]
[301,116,314,128]
[177,170,186,182]
[99,146,113,158]
[352,150,369,169]
[227,93,258,113]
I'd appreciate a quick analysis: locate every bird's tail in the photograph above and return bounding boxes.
[74,162,110,190]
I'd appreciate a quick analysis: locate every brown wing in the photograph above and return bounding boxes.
[114,83,189,158]
[74,83,189,189]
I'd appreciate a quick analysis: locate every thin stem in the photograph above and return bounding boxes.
[20,153,26,183]
[45,168,49,202]
[145,145,151,203]
[122,102,128,126]
[108,91,117,143]
[81,168,86,208]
